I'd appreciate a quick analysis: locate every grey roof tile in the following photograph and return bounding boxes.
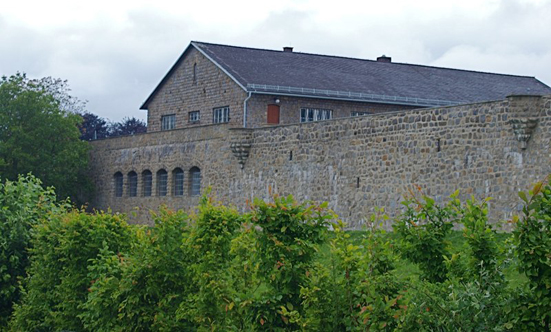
[193,41,551,105]
[141,41,551,109]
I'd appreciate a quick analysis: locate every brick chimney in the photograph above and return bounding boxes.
[377,55,391,63]
[283,46,293,52]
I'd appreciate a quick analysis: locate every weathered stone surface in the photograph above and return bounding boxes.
[89,95,551,229]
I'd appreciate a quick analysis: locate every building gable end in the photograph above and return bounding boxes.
[140,42,247,110]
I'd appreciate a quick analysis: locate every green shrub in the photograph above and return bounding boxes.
[81,207,194,331]
[513,180,551,330]
[5,178,551,331]
[301,208,403,331]
[10,210,133,331]
[0,175,63,328]
[176,197,243,330]
[247,195,332,330]
[394,189,457,283]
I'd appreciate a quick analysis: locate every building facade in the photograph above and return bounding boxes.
[89,42,551,228]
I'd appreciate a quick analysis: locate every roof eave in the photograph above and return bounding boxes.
[251,91,459,107]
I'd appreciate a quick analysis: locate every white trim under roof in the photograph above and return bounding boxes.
[246,84,462,107]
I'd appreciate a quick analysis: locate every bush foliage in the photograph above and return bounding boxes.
[4,178,551,330]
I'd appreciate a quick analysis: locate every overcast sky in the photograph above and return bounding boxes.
[2,0,550,122]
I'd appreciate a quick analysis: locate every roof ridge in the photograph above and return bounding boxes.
[192,40,539,80]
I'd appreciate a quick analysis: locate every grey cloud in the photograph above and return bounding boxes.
[1,1,550,121]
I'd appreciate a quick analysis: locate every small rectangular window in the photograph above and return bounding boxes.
[189,111,200,123]
[213,106,230,123]
[161,114,176,130]
[300,108,332,123]
[351,111,370,117]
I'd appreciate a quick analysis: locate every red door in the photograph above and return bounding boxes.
[267,105,280,124]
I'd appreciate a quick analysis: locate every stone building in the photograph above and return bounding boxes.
[89,41,551,228]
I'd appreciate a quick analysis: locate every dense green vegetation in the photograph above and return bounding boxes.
[2,175,551,331]
[0,73,91,203]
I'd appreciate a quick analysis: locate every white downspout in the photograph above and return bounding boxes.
[243,91,252,128]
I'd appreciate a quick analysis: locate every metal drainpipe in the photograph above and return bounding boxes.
[243,91,252,128]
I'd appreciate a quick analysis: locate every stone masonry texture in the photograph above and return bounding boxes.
[90,95,551,229]
[146,48,247,131]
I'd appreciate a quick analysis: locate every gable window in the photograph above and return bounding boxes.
[190,167,201,196]
[173,168,184,196]
[142,170,152,197]
[351,111,370,117]
[127,171,138,197]
[161,114,176,130]
[114,172,123,197]
[189,111,200,123]
[300,108,332,123]
[157,169,168,196]
[213,106,230,123]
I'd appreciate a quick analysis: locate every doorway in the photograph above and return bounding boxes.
[267,104,280,124]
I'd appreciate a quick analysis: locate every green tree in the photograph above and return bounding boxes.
[0,73,91,203]
[0,175,64,328]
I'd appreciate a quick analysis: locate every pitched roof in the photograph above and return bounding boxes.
[141,41,551,109]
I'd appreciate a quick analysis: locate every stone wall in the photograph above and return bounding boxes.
[90,95,551,228]
[89,123,238,224]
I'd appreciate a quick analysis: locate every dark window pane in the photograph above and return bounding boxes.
[142,170,152,197]
[114,172,123,197]
[128,171,137,197]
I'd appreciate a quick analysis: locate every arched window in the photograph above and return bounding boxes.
[189,167,201,196]
[157,169,168,196]
[142,170,152,197]
[114,172,123,197]
[127,171,137,197]
[173,168,184,196]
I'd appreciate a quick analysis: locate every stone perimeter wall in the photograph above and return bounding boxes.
[90,95,551,228]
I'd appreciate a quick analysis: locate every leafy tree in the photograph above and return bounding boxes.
[394,189,458,283]
[10,210,133,331]
[513,180,551,330]
[0,175,64,328]
[37,76,87,114]
[78,111,111,141]
[0,73,91,202]
[109,116,147,137]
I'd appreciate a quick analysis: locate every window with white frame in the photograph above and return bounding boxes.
[161,114,176,130]
[189,111,200,123]
[213,106,230,123]
[351,111,371,117]
[300,108,333,123]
